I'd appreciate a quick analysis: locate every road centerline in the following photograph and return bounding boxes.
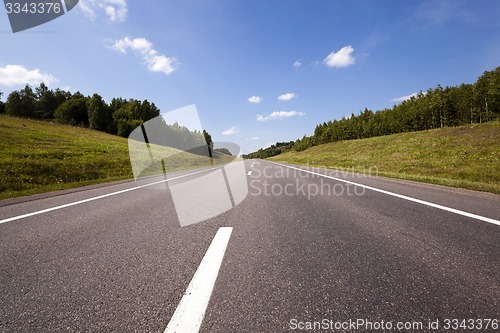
[269,161,500,226]
[164,227,233,333]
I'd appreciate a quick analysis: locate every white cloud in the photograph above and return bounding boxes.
[111,36,151,53]
[78,1,97,20]
[222,126,238,136]
[248,96,262,104]
[278,92,296,101]
[293,60,302,68]
[391,91,426,103]
[0,65,57,87]
[79,0,127,23]
[257,110,305,122]
[246,136,260,140]
[323,45,356,68]
[110,37,178,75]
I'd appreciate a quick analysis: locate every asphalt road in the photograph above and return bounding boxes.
[1,159,499,332]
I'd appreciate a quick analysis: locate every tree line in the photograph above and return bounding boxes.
[295,67,500,152]
[242,141,295,159]
[0,83,161,137]
[0,85,214,153]
[246,66,500,158]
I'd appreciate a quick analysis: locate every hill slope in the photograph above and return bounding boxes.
[268,122,500,194]
[0,115,231,200]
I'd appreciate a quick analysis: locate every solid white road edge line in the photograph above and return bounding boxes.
[0,167,220,225]
[270,161,500,226]
[164,227,233,333]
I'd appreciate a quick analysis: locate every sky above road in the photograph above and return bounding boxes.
[1,0,500,154]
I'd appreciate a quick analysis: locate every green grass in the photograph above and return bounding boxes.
[268,122,500,194]
[0,115,235,200]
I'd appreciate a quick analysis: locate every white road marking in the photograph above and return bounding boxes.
[164,227,232,333]
[247,171,252,176]
[270,162,500,226]
[0,167,220,225]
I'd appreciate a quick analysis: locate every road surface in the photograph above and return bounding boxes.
[1,160,499,332]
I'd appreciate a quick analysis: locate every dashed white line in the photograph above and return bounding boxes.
[164,227,233,333]
[270,161,500,226]
[247,171,252,176]
[0,167,220,225]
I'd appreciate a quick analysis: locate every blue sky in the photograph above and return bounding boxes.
[1,0,500,154]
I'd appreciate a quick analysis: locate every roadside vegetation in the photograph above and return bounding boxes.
[0,115,231,200]
[0,114,132,199]
[0,84,225,200]
[245,67,500,159]
[269,121,500,194]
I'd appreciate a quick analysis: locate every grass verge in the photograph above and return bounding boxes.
[268,122,500,194]
[0,115,234,200]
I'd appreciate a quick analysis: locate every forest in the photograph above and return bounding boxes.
[244,66,500,159]
[0,85,214,153]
